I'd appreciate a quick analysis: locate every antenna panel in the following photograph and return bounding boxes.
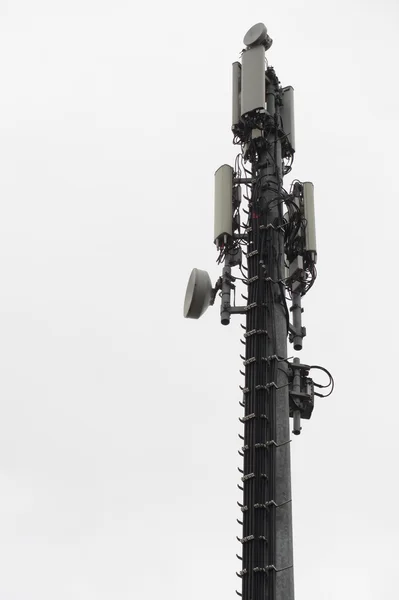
[280,86,295,153]
[241,45,266,117]
[303,182,317,255]
[214,164,233,244]
[232,62,241,128]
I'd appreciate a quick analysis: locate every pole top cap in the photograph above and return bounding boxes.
[243,23,273,50]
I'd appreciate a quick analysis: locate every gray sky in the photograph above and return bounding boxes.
[0,1,398,598]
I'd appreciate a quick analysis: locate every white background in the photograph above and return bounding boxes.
[0,1,398,598]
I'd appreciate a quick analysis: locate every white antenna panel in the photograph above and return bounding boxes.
[214,165,233,244]
[232,62,241,128]
[240,45,266,117]
[280,86,295,153]
[303,182,317,256]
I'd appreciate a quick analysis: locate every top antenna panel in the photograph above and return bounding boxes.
[243,23,267,47]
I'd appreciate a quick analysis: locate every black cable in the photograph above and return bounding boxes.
[308,365,335,397]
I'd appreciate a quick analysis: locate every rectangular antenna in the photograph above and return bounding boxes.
[214,165,233,245]
[281,86,296,153]
[303,182,317,257]
[240,46,266,117]
[232,62,241,128]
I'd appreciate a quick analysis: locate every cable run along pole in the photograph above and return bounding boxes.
[236,32,294,600]
[183,22,334,600]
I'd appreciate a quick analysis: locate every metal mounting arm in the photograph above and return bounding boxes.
[289,291,306,351]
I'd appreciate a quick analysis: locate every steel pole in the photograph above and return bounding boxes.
[239,67,294,600]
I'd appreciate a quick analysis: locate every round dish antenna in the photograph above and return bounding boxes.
[183,268,213,319]
[243,23,267,47]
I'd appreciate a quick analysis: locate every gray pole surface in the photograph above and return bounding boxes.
[238,67,294,600]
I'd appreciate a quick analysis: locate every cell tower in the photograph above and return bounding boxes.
[184,23,333,600]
